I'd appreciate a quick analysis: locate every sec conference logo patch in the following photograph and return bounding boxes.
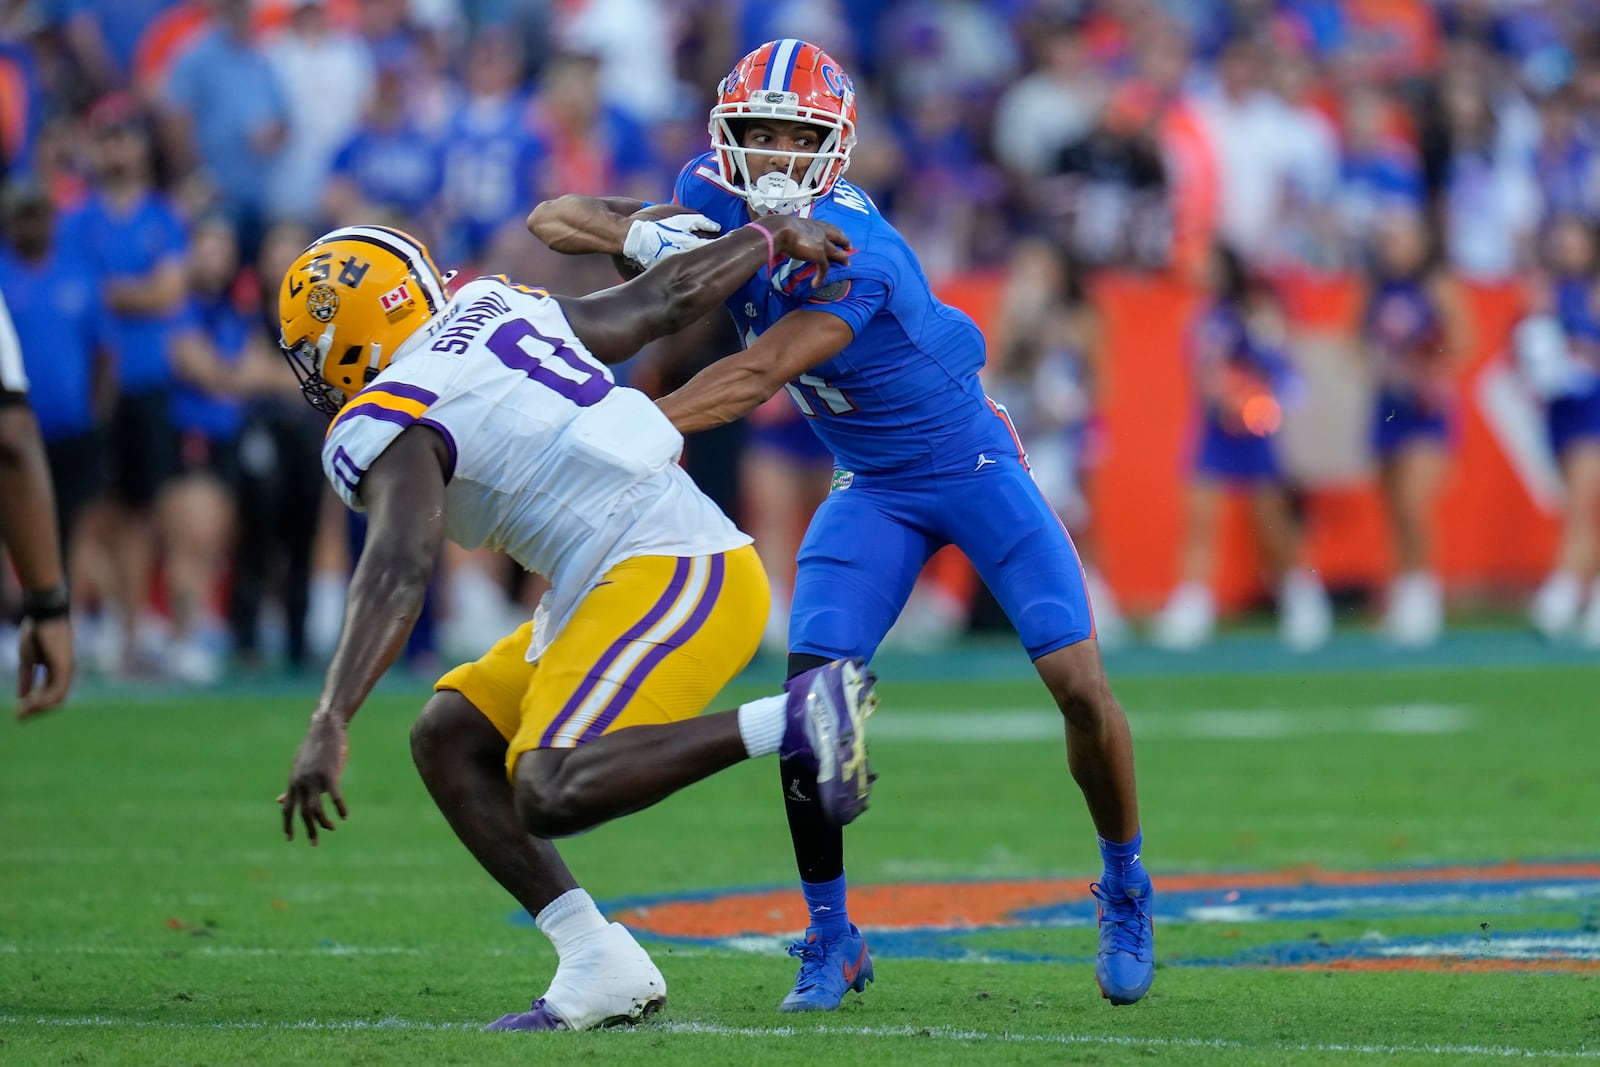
[831,469,854,492]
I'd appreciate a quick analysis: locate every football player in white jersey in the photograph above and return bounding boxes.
[273,214,875,1031]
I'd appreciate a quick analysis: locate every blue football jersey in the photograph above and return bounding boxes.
[673,152,1017,476]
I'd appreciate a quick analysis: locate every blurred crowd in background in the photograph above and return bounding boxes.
[3,0,1600,688]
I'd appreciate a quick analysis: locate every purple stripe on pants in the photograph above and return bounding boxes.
[578,553,728,744]
[537,556,693,748]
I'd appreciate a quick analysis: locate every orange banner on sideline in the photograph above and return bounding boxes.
[934,270,1560,617]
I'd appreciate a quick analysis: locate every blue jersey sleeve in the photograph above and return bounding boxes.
[772,219,895,332]
[672,152,740,212]
[792,277,887,338]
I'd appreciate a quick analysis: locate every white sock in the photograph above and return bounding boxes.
[737,694,788,758]
[535,888,608,957]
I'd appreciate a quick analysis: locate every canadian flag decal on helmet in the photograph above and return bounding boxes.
[380,281,414,315]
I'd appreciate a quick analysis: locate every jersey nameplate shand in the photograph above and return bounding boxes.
[428,290,513,354]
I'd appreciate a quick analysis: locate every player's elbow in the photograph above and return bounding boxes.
[525,197,563,238]
[526,195,593,252]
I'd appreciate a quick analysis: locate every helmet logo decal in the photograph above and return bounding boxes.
[307,283,340,323]
[820,63,850,97]
[761,90,793,105]
[337,256,371,288]
[379,280,415,321]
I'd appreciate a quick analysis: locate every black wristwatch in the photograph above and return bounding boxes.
[22,583,71,622]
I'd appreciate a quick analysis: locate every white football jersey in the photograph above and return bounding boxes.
[322,277,750,659]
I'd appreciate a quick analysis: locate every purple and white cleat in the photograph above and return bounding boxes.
[484,991,666,1032]
[782,658,878,826]
[485,997,570,1032]
[484,922,667,1031]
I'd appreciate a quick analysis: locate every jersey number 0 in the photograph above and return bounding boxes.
[487,319,614,407]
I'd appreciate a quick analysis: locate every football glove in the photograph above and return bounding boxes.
[623,214,723,271]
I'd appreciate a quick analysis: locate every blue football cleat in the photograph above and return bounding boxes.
[777,924,874,1012]
[1092,879,1155,1004]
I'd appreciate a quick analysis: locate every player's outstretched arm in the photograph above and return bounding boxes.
[525,195,648,256]
[279,426,450,846]
[556,217,851,366]
[656,309,855,435]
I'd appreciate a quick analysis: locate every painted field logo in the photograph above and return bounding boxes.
[591,861,1600,975]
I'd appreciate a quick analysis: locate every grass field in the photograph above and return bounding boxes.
[3,634,1598,1064]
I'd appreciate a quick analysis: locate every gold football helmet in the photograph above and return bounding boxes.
[279,225,449,415]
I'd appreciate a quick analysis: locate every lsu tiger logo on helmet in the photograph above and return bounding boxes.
[279,225,449,416]
[710,39,857,216]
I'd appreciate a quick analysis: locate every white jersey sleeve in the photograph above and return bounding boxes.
[321,354,460,511]
[0,288,28,395]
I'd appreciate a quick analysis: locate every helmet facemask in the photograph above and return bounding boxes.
[711,99,854,215]
[280,324,356,417]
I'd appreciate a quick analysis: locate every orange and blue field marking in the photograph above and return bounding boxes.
[556,860,1600,976]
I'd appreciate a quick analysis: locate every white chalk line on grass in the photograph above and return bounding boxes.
[0,943,426,958]
[1,1014,1595,1060]
[876,704,1472,742]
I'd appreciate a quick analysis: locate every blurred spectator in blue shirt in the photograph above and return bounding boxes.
[162,0,287,253]
[435,30,544,268]
[323,47,443,230]
[1338,84,1426,264]
[163,215,254,686]
[1531,87,1600,226]
[58,93,190,675]
[0,179,107,560]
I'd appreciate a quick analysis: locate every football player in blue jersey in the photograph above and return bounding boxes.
[528,39,1156,1011]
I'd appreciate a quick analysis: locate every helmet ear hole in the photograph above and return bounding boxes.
[337,345,364,366]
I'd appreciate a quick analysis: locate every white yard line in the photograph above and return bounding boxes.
[0,1014,1593,1059]
[868,705,1472,742]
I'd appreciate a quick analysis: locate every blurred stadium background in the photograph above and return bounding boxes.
[4,0,1600,675]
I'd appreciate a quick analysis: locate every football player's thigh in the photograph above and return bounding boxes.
[434,620,538,743]
[508,547,769,770]
[953,465,1093,659]
[791,485,934,661]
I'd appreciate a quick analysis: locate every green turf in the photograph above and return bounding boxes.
[3,652,1597,1064]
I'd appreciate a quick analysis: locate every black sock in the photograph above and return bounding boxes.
[782,653,845,882]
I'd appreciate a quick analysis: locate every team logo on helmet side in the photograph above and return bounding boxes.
[306,283,340,323]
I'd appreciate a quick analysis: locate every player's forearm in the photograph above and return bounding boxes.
[0,406,66,595]
[310,538,435,726]
[526,195,644,255]
[632,225,780,338]
[657,358,777,435]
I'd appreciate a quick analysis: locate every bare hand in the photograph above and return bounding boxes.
[764,217,853,286]
[16,616,73,720]
[278,716,349,846]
